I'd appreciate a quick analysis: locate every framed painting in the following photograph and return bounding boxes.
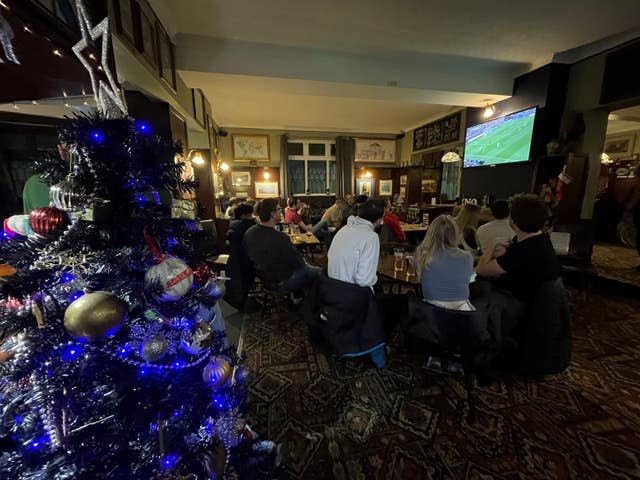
[400,174,407,186]
[399,186,407,198]
[232,135,270,161]
[355,138,396,163]
[231,171,251,186]
[605,133,636,158]
[113,0,135,46]
[193,89,205,127]
[157,24,176,91]
[379,179,393,196]
[356,179,373,196]
[139,8,157,66]
[255,181,279,198]
[421,179,438,193]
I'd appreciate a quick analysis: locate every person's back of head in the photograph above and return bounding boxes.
[510,194,547,233]
[355,194,368,205]
[356,198,386,224]
[255,198,280,223]
[228,196,238,206]
[415,215,462,274]
[287,197,297,209]
[335,197,345,207]
[490,199,510,220]
[456,203,481,229]
[233,203,254,220]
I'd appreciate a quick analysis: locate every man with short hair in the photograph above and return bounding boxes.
[328,198,386,288]
[244,198,321,292]
[284,197,312,232]
[475,199,515,254]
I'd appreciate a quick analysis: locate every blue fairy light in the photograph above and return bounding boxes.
[135,121,151,134]
[15,415,23,425]
[26,437,48,451]
[135,194,146,206]
[161,453,180,470]
[60,273,74,283]
[139,367,148,376]
[212,396,226,410]
[69,291,84,301]
[172,409,181,418]
[151,191,160,205]
[167,238,178,248]
[2,231,14,240]
[90,131,104,143]
[173,359,185,368]
[61,344,83,362]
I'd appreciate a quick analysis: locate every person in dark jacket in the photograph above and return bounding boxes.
[224,203,257,307]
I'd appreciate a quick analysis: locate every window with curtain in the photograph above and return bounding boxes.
[440,160,462,202]
[286,140,336,195]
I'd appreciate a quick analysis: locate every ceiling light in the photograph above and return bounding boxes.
[219,162,230,172]
[12,103,19,110]
[441,151,461,163]
[31,100,38,105]
[23,25,32,33]
[53,49,62,57]
[483,104,496,118]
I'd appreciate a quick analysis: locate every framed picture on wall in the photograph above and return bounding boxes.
[355,138,396,163]
[157,24,176,91]
[421,179,438,193]
[193,89,205,127]
[399,186,407,198]
[605,133,636,158]
[231,171,251,186]
[356,179,373,196]
[400,174,407,186]
[207,114,217,151]
[139,9,157,66]
[255,181,279,198]
[113,0,135,45]
[232,135,270,161]
[379,179,393,196]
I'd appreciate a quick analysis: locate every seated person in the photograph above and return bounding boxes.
[224,203,257,307]
[244,198,321,293]
[455,203,481,254]
[320,197,345,230]
[224,197,239,218]
[341,194,356,220]
[475,199,515,254]
[415,215,474,310]
[328,198,385,288]
[475,194,560,336]
[382,200,406,243]
[284,197,312,232]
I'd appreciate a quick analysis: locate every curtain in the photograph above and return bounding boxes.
[335,136,355,197]
[280,134,289,199]
[440,160,462,202]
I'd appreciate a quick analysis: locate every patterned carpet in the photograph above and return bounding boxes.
[243,288,640,480]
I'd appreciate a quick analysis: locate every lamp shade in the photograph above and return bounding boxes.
[441,152,461,163]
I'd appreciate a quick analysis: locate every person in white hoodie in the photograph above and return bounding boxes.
[328,198,386,288]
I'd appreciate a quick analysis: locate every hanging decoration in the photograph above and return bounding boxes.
[50,177,87,211]
[180,322,213,355]
[143,227,193,302]
[71,0,128,118]
[202,357,232,388]
[139,334,169,362]
[0,12,20,64]
[28,206,70,235]
[63,291,128,341]
[5,214,32,236]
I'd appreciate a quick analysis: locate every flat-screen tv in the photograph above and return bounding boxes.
[463,106,537,168]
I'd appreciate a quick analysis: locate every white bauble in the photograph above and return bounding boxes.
[144,257,193,302]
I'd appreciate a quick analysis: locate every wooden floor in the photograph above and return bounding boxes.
[591,242,640,289]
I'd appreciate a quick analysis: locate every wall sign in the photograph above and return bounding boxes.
[413,112,461,152]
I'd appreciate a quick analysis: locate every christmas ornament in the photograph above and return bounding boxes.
[192,263,212,287]
[143,227,193,302]
[29,206,70,235]
[202,357,232,387]
[139,335,168,362]
[0,263,16,278]
[6,214,32,236]
[180,322,213,355]
[144,257,193,302]
[64,291,128,341]
[0,13,20,64]
[50,178,87,211]
[72,0,127,118]
[205,277,226,301]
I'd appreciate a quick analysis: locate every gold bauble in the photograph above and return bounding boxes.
[63,291,128,341]
[202,357,232,387]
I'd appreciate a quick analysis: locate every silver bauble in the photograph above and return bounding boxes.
[139,335,168,362]
[180,322,213,355]
[205,277,226,301]
[50,178,87,211]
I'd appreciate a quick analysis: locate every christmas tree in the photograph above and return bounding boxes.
[0,113,280,479]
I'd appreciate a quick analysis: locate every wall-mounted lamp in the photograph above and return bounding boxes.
[219,161,230,172]
[364,171,372,179]
[263,169,271,180]
[441,151,461,163]
[191,151,205,166]
[483,104,496,119]
[600,153,613,165]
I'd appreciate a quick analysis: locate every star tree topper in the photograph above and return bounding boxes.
[72,0,128,118]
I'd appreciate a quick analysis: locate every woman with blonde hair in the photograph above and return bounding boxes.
[455,203,482,254]
[415,215,475,311]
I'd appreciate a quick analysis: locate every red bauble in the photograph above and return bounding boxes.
[28,206,69,235]
[192,262,212,287]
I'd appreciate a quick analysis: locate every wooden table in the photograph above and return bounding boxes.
[400,223,428,233]
[289,233,321,246]
[377,253,421,295]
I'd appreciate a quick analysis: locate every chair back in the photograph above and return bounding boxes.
[517,278,572,374]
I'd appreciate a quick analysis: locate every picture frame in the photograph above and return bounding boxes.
[355,138,396,163]
[379,179,393,196]
[231,171,251,186]
[113,0,135,46]
[356,179,373,196]
[255,181,279,198]
[399,186,407,198]
[207,114,217,151]
[604,133,636,158]
[232,135,270,161]
[400,174,407,186]
[139,8,157,67]
[157,24,176,91]
[193,89,205,127]
[421,179,438,193]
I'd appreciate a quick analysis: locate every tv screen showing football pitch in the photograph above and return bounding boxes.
[463,107,536,168]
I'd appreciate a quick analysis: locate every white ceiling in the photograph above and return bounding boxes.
[607,105,640,135]
[151,1,640,133]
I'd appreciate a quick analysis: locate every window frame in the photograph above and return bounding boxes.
[287,139,336,196]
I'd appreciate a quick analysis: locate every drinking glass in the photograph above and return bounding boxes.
[394,247,405,272]
[291,224,300,235]
[405,255,415,277]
